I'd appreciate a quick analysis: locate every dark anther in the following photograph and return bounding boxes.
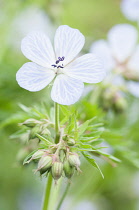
[51,64,57,68]
[57,56,65,62]
[57,65,64,68]
[56,60,59,64]
[53,56,65,68]
[56,56,64,64]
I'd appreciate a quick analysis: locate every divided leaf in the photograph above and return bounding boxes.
[82,152,104,179]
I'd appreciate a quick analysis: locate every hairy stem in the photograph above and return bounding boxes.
[42,103,62,210]
[55,102,60,144]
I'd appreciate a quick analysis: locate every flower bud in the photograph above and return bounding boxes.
[22,119,38,127]
[30,125,41,139]
[25,150,45,164]
[67,138,75,146]
[115,97,127,112]
[59,149,66,162]
[68,154,80,168]
[51,162,63,180]
[40,167,51,176]
[63,159,74,178]
[37,155,52,171]
[41,125,51,135]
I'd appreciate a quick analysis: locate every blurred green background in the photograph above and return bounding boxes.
[0,0,139,210]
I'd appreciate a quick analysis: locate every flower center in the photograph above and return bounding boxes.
[51,56,65,69]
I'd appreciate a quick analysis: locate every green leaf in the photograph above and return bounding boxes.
[90,139,104,146]
[79,143,92,149]
[67,115,76,134]
[60,105,71,118]
[10,129,27,139]
[82,152,104,178]
[0,113,28,129]
[88,123,104,128]
[76,148,94,151]
[79,136,100,143]
[36,134,53,146]
[84,130,104,137]
[31,107,46,119]
[96,150,121,163]
[78,117,96,136]
[60,105,77,126]
[18,104,31,113]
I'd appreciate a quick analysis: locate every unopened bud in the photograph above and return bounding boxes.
[38,155,52,171]
[67,138,75,146]
[22,119,38,127]
[41,124,51,135]
[59,149,66,162]
[115,97,127,112]
[68,154,80,168]
[51,162,63,180]
[30,125,41,139]
[25,150,45,164]
[63,159,74,178]
[40,167,51,176]
[41,128,51,135]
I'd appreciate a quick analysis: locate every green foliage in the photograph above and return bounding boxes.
[82,152,104,179]
[1,0,139,209]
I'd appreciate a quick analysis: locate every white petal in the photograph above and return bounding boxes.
[127,45,139,71]
[90,40,115,72]
[54,25,85,65]
[108,24,138,63]
[16,62,55,91]
[51,74,84,105]
[65,53,106,83]
[127,81,139,97]
[21,31,55,68]
[121,0,139,21]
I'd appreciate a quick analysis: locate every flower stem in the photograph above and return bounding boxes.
[42,174,53,210]
[56,182,70,210]
[42,103,62,210]
[55,102,60,144]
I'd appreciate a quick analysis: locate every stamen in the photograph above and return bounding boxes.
[57,65,64,68]
[52,56,65,69]
[56,60,59,64]
[58,56,65,61]
[52,64,57,68]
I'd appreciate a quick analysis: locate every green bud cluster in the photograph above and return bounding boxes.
[50,152,80,180]
[22,127,81,181]
[101,86,127,113]
[24,146,81,181]
[21,118,51,141]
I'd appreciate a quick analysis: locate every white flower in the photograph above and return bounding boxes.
[16,25,105,105]
[121,0,139,21]
[90,24,139,97]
